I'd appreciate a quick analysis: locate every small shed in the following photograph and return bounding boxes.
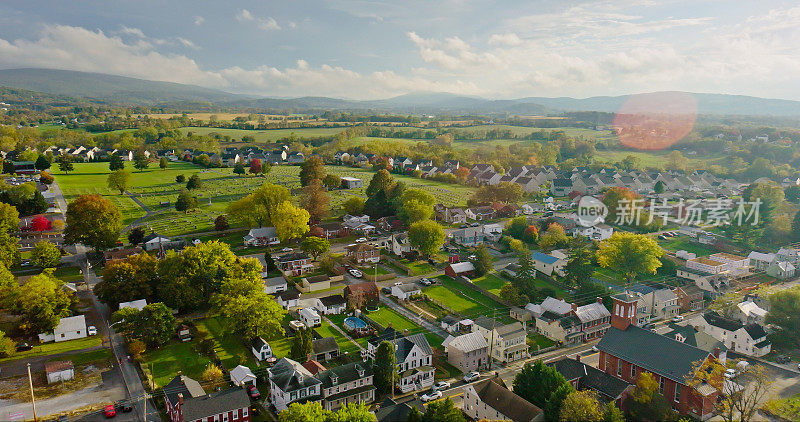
[45,361,75,384]
[230,365,257,387]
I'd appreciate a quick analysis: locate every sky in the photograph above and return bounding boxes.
[1,0,800,100]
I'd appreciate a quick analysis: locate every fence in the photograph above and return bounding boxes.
[452,274,513,308]
[382,254,413,276]
[364,273,396,283]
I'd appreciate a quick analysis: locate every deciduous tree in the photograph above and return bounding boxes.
[398,188,436,224]
[373,340,397,394]
[299,180,330,223]
[421,399,466,422]
[514,360,571,409]
[111,303,176,348]
[109,153,125,171]
[106,169,131,194]
[559,390,603,422]
[766,286,800,346]
[186,174,202,190]
[472,245,493,276]
[127,226,145,245]
[226,183,291,227]
[299,155,326,186]
[213,275,287,340]
[31,241,61,268]
[274,201,310,242]
[249,158,262,175]
[159,157,168,170]
[233,162,246,175]
[95,253,158,309]
[301,236,330,260]
[64,194,122,252]
[30,215,51,231]
[175,189,198,212]
[343,197,365,215]
[539,223,569,251]
[408,220,445,257]
[322,174,341,189]
[214,215,229,231]
[596,232,663,282]
[278,402,327,422]
[56,154,73,174]
[366,169,395,197]
[133,151,149,171]
[15,269,73,334]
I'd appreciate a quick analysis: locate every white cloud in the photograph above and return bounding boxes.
[236,9,281,31]
[488,33,522,46]
[177,37,199,50]
[119,26,146,38]
[193,16,205,26]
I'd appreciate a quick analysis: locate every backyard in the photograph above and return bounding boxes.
[425,276,507,316]
[657,235,716,256]
[0,336,104,363]
[364,306,418,332]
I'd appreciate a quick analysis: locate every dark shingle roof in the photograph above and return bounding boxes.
[181,388,250,421]
[744,323,767,339]
[164,375,205,406]
[319,294,347,307]
[596,325,710,383]
[471,377,542,422]
[312,337,339,354]
[269,358,322,392]
[316,361,373,388]
[703,311,743,332]
[550,358,631,400]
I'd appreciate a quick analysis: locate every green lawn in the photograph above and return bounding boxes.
[472,273,506,295]
[195,316,253,368]
[142,340,211,388]
[267,336,293,359]
[527,333,556,350]
[425,276,507,316]
[178,127,346,144]
[0,335,103,363]
[403,260,436,276]
[657,235,716,256]
[54,265,84,283]
[764,393,800,422]
[365,307,418,332]
[58,348,113,366]
[315,320,361,355]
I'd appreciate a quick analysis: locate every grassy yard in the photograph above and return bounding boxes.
[0,335,103,363]
[59,348,113,366]
[403,260,436,276]
[527,332,557,350]
[315,320,361,355]
[54,265,84,283]
[425,276,507,317]
[365,307,418,332]
[763,393,800,422]
[195,316,253,368]
[657,235,716,256]
[471,273,506,295]
[141,340,211,388]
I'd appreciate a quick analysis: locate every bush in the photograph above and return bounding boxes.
[128,339,146,358]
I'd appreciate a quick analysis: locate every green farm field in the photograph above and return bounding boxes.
[178,126,346,144]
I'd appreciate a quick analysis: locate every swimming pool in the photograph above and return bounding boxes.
[344,316,367,330]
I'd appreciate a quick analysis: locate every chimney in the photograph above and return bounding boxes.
[713,347,720,359]
[597,297,604,304]
[570,302,578,312]
[177,393,184,404]
[575,354,581,362]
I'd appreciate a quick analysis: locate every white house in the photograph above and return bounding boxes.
[694,312,771,357]
[530,251,566,277]
[275,290,301,309]
[251,337,273,361]
[299,307,321,327]
[391,283,422,301]
[391,233,412,256]
[118,299,147,311]
[367,330,434,393]
[244,227,280,246]
[263,276,288,295]
[732,300,768,326]
[142,234,175,251]
[230,364,257,387]
[314,294,347,315]
[45,361,75,384]
[463,378,543,422]
[268,358,322,411]
[39,315,87,343]
[341,177,363,189]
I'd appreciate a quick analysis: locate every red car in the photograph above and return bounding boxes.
[104,405,116,418]
[247,385,261,399]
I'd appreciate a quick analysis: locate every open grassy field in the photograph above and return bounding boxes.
[763,393,800,422]
[426,276,507,316]
[657,235,716,256]
[142,340,211,388]
[365,306,418,332]
[178,127,346,143]
[0,335,103,363]
[471,273,507,295]
[195,316,254,368]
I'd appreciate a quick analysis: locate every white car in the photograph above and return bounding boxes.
[349,269,363,278]
[87,326,97,336]
[463,371,480,383]
[394,281,403,286]
[724,368,737,379]
[672,315,684,322]
[434,381,451,390]
[355,237,367,243]
[281,247,293,252]
[420,390,442,402]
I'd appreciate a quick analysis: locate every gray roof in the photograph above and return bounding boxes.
[574,302,611,323]
[540,296,572,315]
[313,337,340,354]
[269,357,322,392]
[445,332,488,353]
[396,283,421,293]
[164,375,206,406]
[316,361,373,388]
[474,317,526,339]
[663,324,725,353]
[596,325,710,383]
[182,388,250,422]
[550,358,631,400]
[264,276,287,287]
[471,378,542,422]
[318,294,347,307]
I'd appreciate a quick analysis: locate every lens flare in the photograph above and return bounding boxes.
[612,91,697,151]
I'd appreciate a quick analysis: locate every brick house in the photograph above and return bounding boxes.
[345,243,380,264]
[595,293,720,420]
[675,284,704,312]
[343,282,379,308]
[164,374,250,422]
[276,252,314,276]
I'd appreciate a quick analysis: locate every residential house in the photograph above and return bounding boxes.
[318,222,348,239]
[315,294,347,315]
[243,227,279,246]
[663,324,727,359]
[551,178,574,196]
[344,282,379,308]
[391,283,421,301]
[510,306,534,322]
[263,276,288,295]
[38,315,87,343]
[443,332,488,373]
[251,337,274,361]
[450,226,484,246]
[376,216,403,232]
[265,150,287,164]
[143,234,178,251]
[317,361,375,411]
[276,253,314,276]
[596,294,720,420]
[674,284,704,312]
[230,365,257,387]
[530,251,566,277]
[445,261,475,278]
[768,261,796,279]
[686,254,748,277]
[367,330,434,393]
[633,286,680,322]
[341,177,363,189]
[391,233,413,257]
[345,243,380,264]
[731,300,768,325]
[534,298,610,344]
[573,299,613,342]
[275,288,301,309]
[550,358,633,406]
[268,358,322,412]
[46,361,75,384]
[299,307,322,327]
[441,207,467,224]
[473,317,529,363]
[299,274,332,293]
[287,152,305,164]
[694,312,771,357]
[676,266,730,297]
[164,375,250,422]
[119,299,148,311]
[462,377,543,422]
[482,223,504,242]
[465,206,495,221]
[311,337,340,362]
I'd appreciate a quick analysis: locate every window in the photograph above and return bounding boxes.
[631,365,636,378]
[243,408,248,417]
[674,387,680,403]
[223,414,228,422]
[659,377,665,394]
[617,362,622,376]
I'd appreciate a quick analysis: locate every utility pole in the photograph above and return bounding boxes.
[488,308,496,370]
[27,363,37,422]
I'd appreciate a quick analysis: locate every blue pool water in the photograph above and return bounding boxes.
[344,316,367,330]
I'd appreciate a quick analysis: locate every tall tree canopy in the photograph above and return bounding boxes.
[596,232,663,282]
[226,183,291,227]
[64,194,122,252]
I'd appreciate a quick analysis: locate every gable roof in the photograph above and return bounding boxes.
[164,374,206,406]
[269,357,322,392]
[574,302,611,323]
[318,294,347,307]
[448,261,475,273]
[317,361,373,388]
[531,251,560,265]
[182,388,250,421]
[540,296,572,315]
[471,377,542,422]
[313,337,340,354]
[550,358,631,400]
[596,325,711,383]
[445,332,488,353]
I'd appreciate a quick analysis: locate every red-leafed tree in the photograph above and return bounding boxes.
[31,215,51,231]
[249,159,262,175]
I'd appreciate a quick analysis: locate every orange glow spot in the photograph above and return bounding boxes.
[612,92,697,151]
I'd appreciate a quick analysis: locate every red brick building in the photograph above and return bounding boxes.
[345,243,380,264]
[596,293,720,420]
[164,374,250,422]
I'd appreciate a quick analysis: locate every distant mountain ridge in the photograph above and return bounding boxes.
[2,68,800,116]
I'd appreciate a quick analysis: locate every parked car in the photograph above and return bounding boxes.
[776,355,791,364]
[419,278,432,286]
[349,269,363,278]
[247,385,261,399]
[15,342,32,352]
[671,315,684,322]
[115,400,133,413]
[463,371,480,382]
[281,247,293,252]
[459,224,469,228]
[724,368,737,379]
[434,381,451,390]
[381,287,392,294]
[20,259,31,267]
[420,390,442,402]
[470,222,480,227]
[467,255,476,260]
[355,237,368,243]
[103,405,116,418]
[394,281,403,286]
[87,326,97,336]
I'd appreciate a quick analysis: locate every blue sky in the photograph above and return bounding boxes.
[1,0,800,100]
